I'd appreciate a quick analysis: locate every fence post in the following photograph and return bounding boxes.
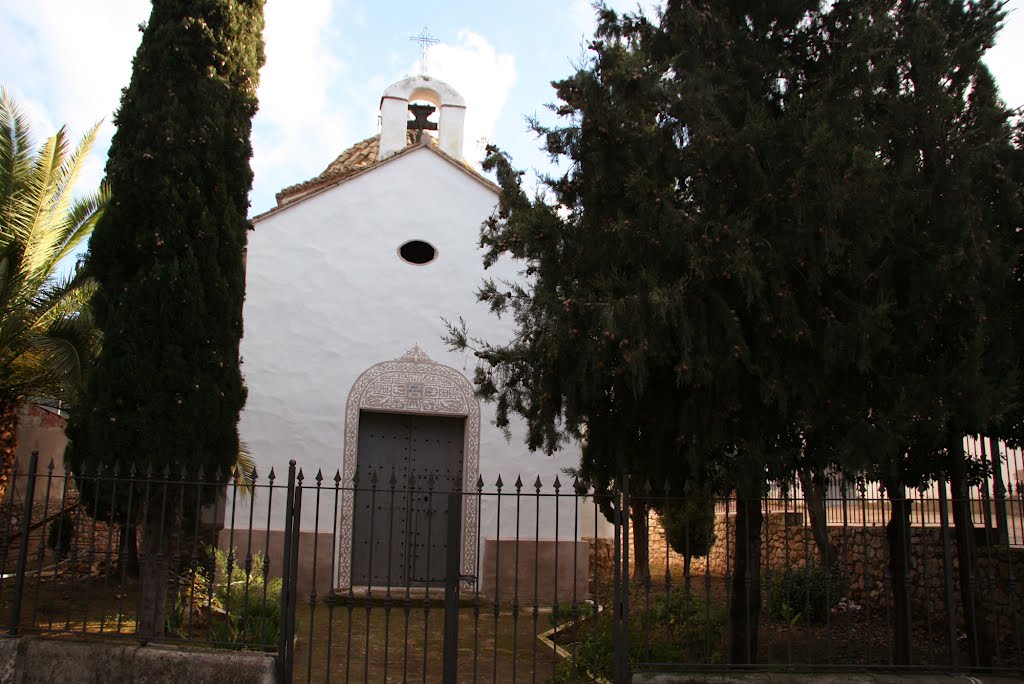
[937,477,959,668]
[988,437,1010,546]
[442,488,462,684]
[7,451,38,637]
[278,461,296,682]
[286,472,302,681]
[613,473,632,683]
[612,480,622,683]
[622,473,631,682]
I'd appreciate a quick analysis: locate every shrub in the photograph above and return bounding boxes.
[46,511,75,556]
[656,491,717,571]
[765,560,839,624]
[167,546,282,649]
[549,587,725,683]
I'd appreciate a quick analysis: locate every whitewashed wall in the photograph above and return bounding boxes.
[238,147,582,545]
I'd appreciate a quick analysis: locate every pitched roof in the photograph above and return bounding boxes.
[273,132,493,208]
[275,135,382,206]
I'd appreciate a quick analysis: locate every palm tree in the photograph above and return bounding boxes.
[0,88,105,499]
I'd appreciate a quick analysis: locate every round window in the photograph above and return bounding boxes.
[398,240,437,265]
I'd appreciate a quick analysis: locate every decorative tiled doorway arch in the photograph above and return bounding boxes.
[337,346,481,589]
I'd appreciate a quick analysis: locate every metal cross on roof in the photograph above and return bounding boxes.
[410,27,439,75]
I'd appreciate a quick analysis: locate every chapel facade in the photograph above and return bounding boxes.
[236,75,590,598]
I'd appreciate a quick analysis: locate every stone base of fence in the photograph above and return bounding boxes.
[0,636,278,684]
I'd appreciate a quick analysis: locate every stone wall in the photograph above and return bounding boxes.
[0,637,277,684]
[589,510,1024,652]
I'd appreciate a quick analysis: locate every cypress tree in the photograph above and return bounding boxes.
[67,0,265,638]
[452,0,1021,666]
[800,0,1020,664]
[452,1,820,662]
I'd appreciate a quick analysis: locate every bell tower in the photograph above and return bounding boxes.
[378,75,466,161]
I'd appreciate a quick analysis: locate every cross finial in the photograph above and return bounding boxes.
[410,27,439,75]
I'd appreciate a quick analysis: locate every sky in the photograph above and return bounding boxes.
[1,0,1022,221]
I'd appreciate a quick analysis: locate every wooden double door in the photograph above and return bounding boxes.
[350,411,465,588]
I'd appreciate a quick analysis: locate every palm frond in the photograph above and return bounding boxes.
[32,274,97,332]
[0,88,35,240]
[231,441,257,497]
[47,121,100,246]
[0,89,105,408]
[18,128,72,279]
[51,183,107,267]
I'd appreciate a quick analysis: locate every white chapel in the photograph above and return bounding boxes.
[237,75,587,597]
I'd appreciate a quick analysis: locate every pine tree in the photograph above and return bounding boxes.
[67,0,264,639]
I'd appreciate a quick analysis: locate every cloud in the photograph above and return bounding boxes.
[249,0,351,213]
[0,0,148,193]
[414,31,517,167]
[568,0,660,40]
[986,0,1024,111]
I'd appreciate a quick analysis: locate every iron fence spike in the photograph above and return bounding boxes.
[316,468,324,485]
[296,468,305,484]
[267,466,276,482]
[515,475,523,491]
[334,469,342,485]
[495,474,503,489]
[553,474,561,491]
[534,475,542,491]
[476,474,484,490]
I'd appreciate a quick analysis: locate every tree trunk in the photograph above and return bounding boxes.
[0,401,19,502]
[798,468,835,567]
[949,439,992,667]
[631,501,650,582]
[728,495,763,664]
[119,518,139,578]
[885,478,913,665]
[136,512,169,641]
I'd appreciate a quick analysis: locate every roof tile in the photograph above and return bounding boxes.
[276,132,442,206]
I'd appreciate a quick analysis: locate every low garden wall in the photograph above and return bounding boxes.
[589,510,1024,652]
[0,637,277,684]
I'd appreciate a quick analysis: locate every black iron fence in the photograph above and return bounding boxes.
[1,449,1023,682]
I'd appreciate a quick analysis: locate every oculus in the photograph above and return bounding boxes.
[399,239,437,265]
